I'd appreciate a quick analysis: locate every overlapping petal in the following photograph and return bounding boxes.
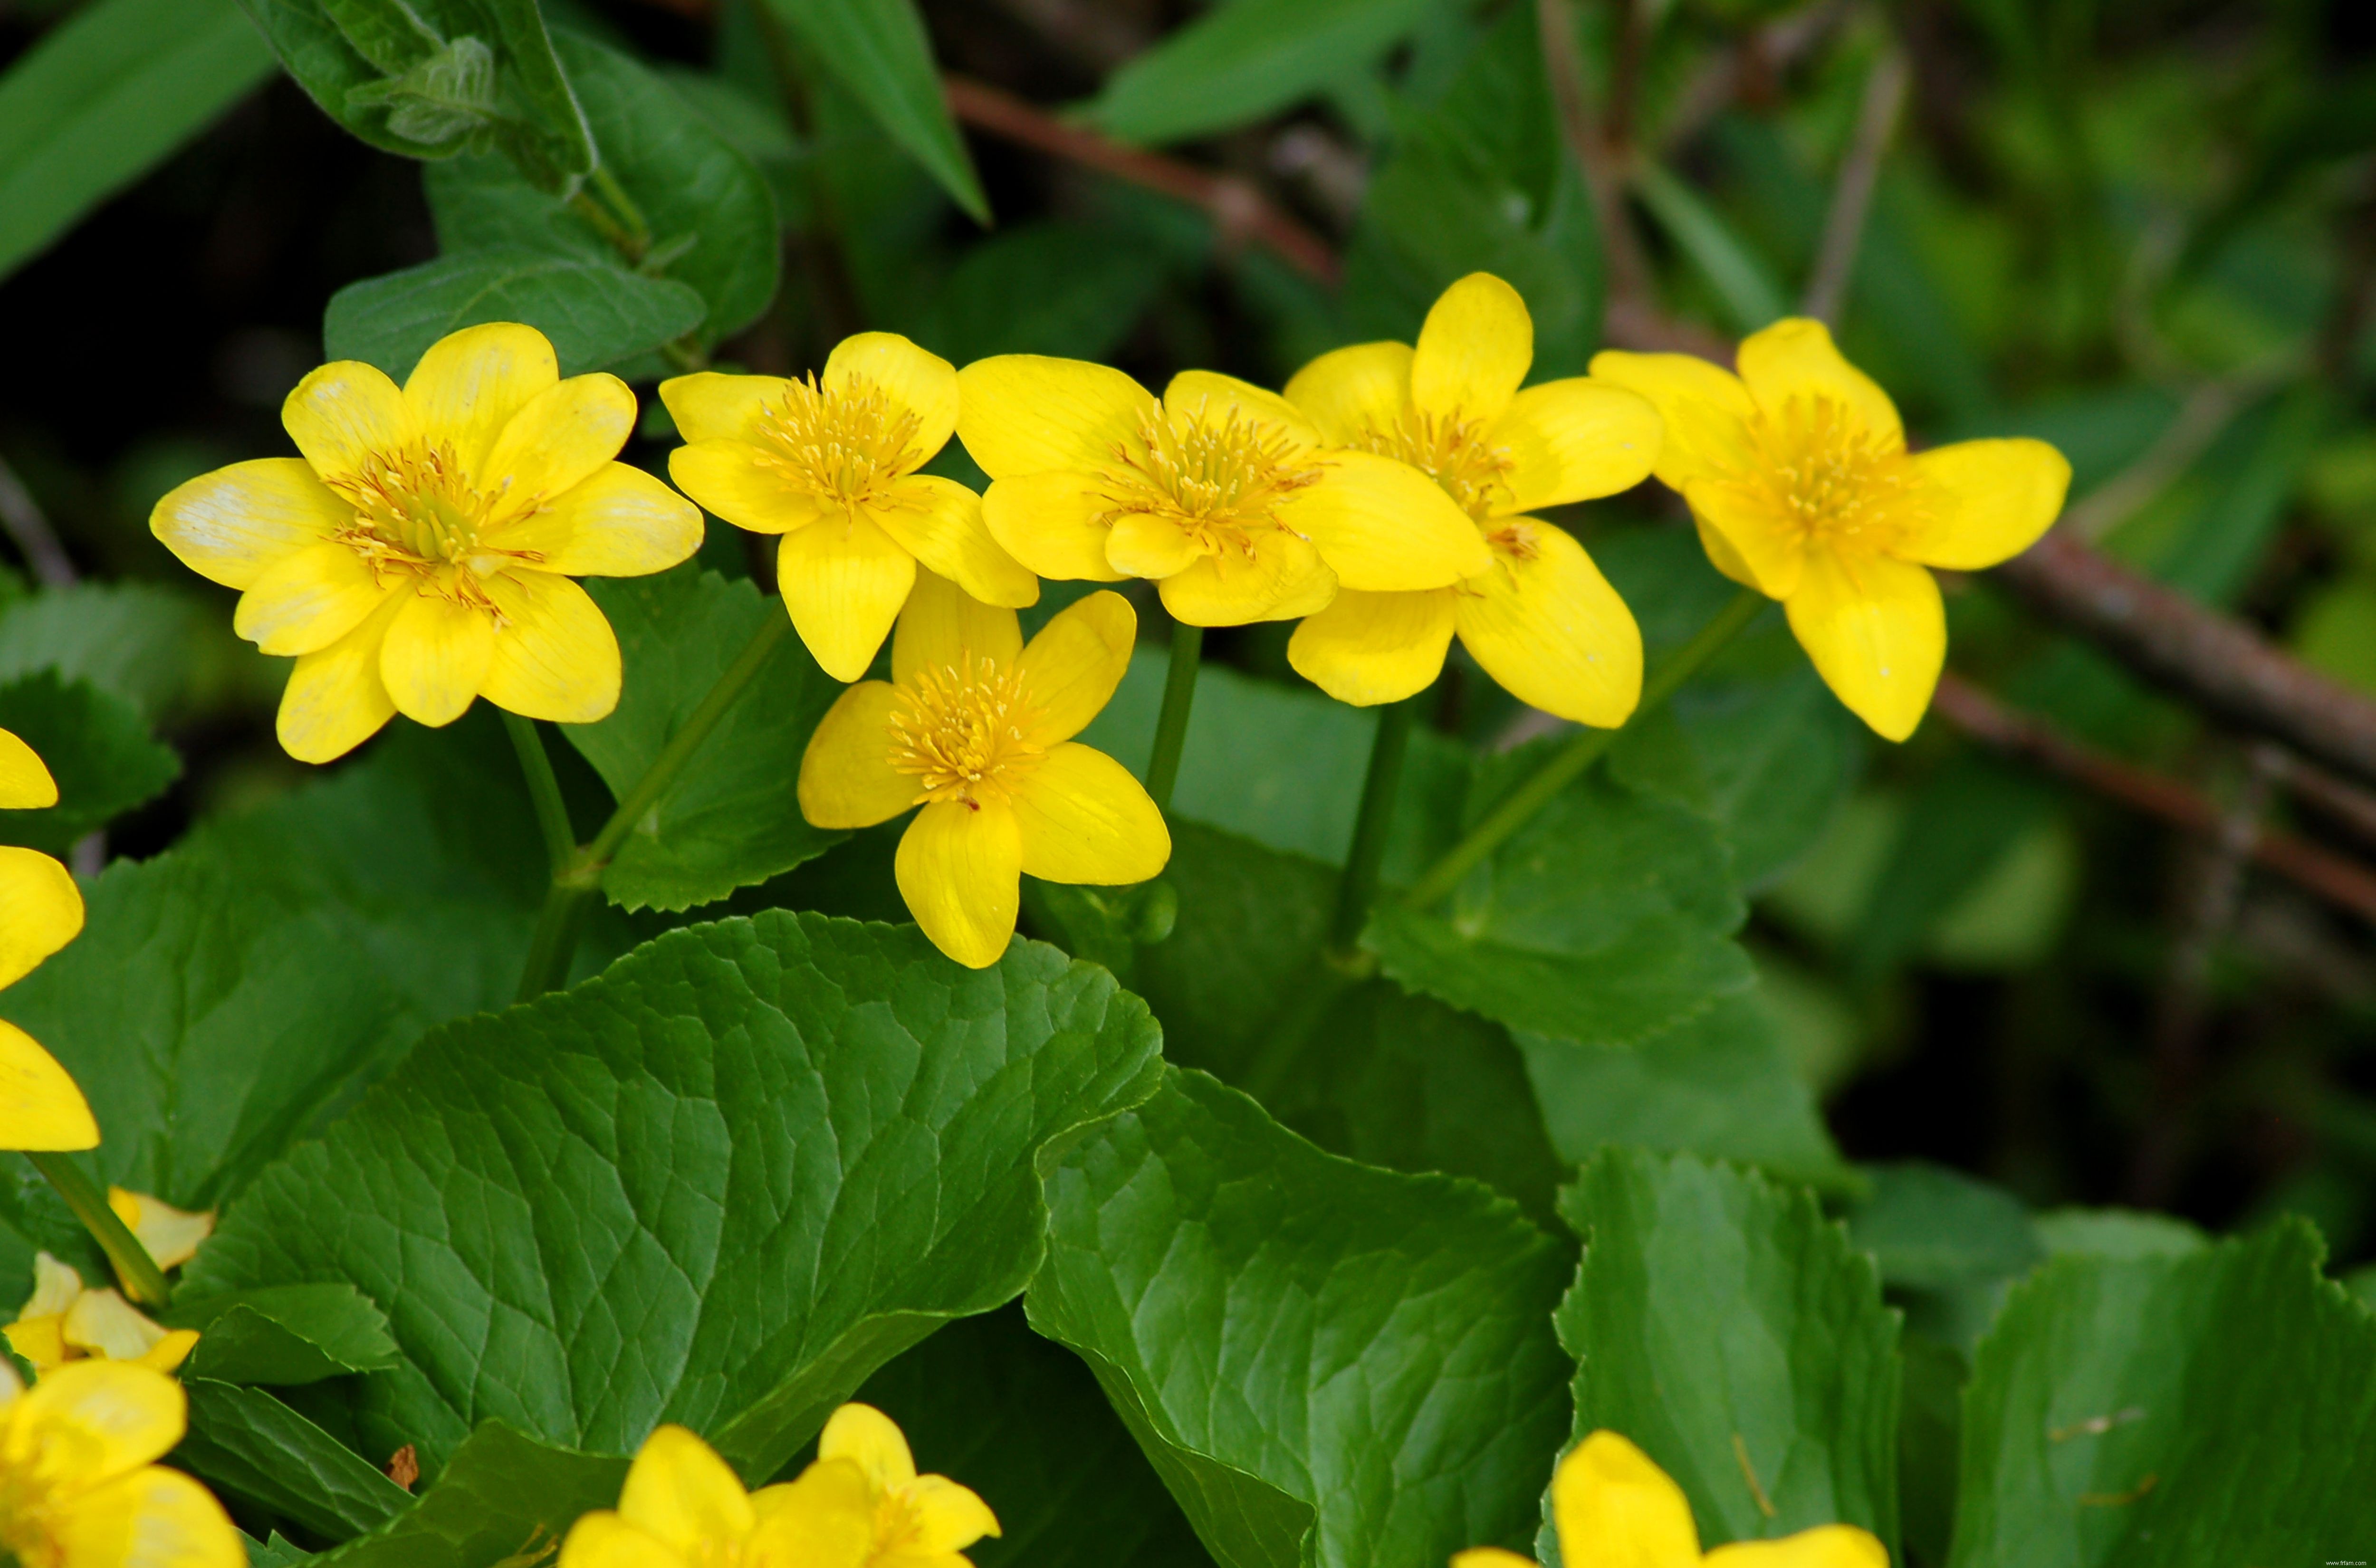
[1736,317,1902,449]
[478,571,621,725]
[669,441,834,535]
[274,592,406,764]
[1155,529,1334,626]
[1896,438,2071,570]
[1011,744,1168,884]
[981,472,1129,583]
[825,333,958,467]
[1161,371,1321,450]
[1454,526,1642,727]
[380,587,496,727]
[619,1426,757,1557]
[778,517,919,683]
[1585,350,1758,489]
[894,799,1022,970]
[12,1358,187,1475]
[1489,380,1663,514]
[150,459,348,591]
[1286,587,1458,708]
[797,684,915,830]
[1015,590,1135,745]
[0,1019,99,1152]
[1783,548,1944,742]
[891,570,1023,685]
[480,373,637,510]
[1278,450,1491,591]
[282,360,415,488]
[559,1512,689,1568]
[403,322,559,478]
[1104,513,1204,581]
[955,356,1155,478]
[868,476,1037,609]
[1282,341,1414,446]
[1412,272,1533,425]
[1680,477,1807,599]
[481,463,704,577]
[51,1456,243,1568]
[232,539,395,657]
[659,371,786,446]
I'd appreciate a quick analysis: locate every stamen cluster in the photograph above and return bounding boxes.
[887,658,1044,804]
[1742,395,1929,553]
[755,372,923,506]
[1098,401,1320,553]
[1352,406,1515,521]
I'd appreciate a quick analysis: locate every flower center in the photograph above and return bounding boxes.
[888,657,1043,805]
[1739,395,1928,553]
[0,1468,66,1568]
[323,442,542,618]
[753,372,922,508]
[1097,401,1321,557]
[1352,406,1515,522]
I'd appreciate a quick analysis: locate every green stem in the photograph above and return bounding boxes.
[28,1152,167,1307]
[504,711,575,877]
[510,614,795,1002]
[1144,621,1204,813]
[1328,697,1418,957]
[1399,588,1766,911]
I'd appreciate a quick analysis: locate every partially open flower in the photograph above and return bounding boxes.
[4,1252,197,1376]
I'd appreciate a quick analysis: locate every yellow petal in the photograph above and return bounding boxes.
[750,1459,873,1568]
[891,570,1024,686]
[826,333,958,468]
[1411,272,1532,425]
[1897,438,2072,571]
[1489,380,1663,514]
[1286,588,1457,707]
[481,463,706,578]
[869,477,1037,609]
[0,844,83,991]
[894,801,1021,970]
[6,1315,67,1372]
[1283,341,1415,446]
[50,1461,243,1568]
[818,1402,919,1492]
[669,441,834,535]
[1783,548,1944,742]
[981,472,1128,583]
[779,516,918,683]
[1695,515,1763,590]
[0,727,58,810]
[107,1190,213,1272]
[380,588,495,727]
[1104,513,1204,581]
[1161,371,1321,450]
[15,1358,187,1475]
[276,591,406,763]
[149,459,349,591]
[798,683,916,830]
[561,1513,694,1568]
[1735,317,1902,450]
[63,1288,171,1363]
[0,1021,98,1152]
[134,1327,199,1376]
[282,360,415,488]
[1451,1550,1537,1568]
[619,1425,757,1557]
[1016,590,1135,745]
[232,540,396,657]
[1278,450,1492,592]
[22,1253,85,1318]
[1155,529,1335,627]
[902,1475,1001,1553]
[1011,744,1169,885]
[481,373,637,515]
[1586,351,1758,490]
[1682,476,1805,599]
[1704,1525,1891,1568]
[402,321,560,478]
[479,572,622,725]
[1551,1432,1701,1568]
[954,356,1155,479]
[660,372,790,446]
[1454,524,1642,727]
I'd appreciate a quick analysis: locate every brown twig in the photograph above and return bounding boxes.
[1801,48,1909,326]
[1535,0,1657,313]
[1931,674,2376,923]
[0,453,77,589]
[2058,378,2254,542]
[1652,0,1850,157]
[942,75,1341,284]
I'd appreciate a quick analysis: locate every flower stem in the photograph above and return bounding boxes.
[504,711,575,877]
[1328,696,1418,958]
[511,613,795,1002]
[1144,620,1203,813]
[27,1152,167,1307]
[1399,587,1767,911]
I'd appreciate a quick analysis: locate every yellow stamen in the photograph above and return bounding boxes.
[1097,399,1321,558]
[1352,405,1516,520]
[322,440,544,622]
[753,371,923,507]
[887,656,1044,805]
[1738,393,1930,553]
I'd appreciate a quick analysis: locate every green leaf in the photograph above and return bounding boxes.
[1027,1069,1573,1568]
[172,1283,402,1385]
[0,581,210,720]
[1950,1219,2376,1565]
[0,0,273,283]
[178,1379,414,1540]
[0,670,180,852]
[312,1423,627,1568]
[851,1305,1214,1568]
[562,567,845,913]
[1088,0,1438,146]
[246,1532,313,1567]
[1847,1162,2044,1292]
[1559,1149,1901,1554]
[183,914,1165,1482]
[1634,163,1789,335]
[427,31,779,342]
[760,0,985,220]
[323,248,706,378]
[907,221,1166,364]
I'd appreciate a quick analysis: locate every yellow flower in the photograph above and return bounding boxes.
[152,322,705,763]
[106,1190,213,1274]
[5,1254,198,1377]
[1283,273,1661,725]
[558,1403,996,1568]
[0,732,96,1156]
[0,1357,241,1568]
[660,334,1037,682]
[953,354,1492,627]
[798,573,1169,969]
[1454,1431,1885,1568]
[1591,318,2070,741]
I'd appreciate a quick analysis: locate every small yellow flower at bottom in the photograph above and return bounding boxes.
[151,322,704,763]
[798,573,1169,969]
[1591,318,2070,741]
[5,1252,199,1376]
[0,729,96,1155]
[558,1403,996,1568]
[0,1357,243,1568]
[1455,1431,1885,1568]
